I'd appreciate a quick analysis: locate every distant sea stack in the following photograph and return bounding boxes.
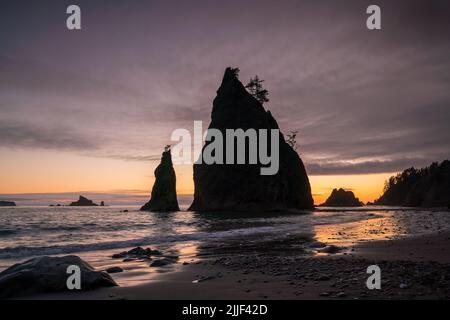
[375,160,450,207]
[69,196,98,207]
[0,201,16,207]
[320,188,363,207]
[189,68,314,212]
[141,150,180,212]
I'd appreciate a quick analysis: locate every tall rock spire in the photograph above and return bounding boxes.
[141,150,180,212]
[189,68,314,212]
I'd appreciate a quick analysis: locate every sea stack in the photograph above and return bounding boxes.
[189,68,314,212]
[69,196,98,206]
[141,150,180,212]
[320,188,364,207]
[0,201,16,207]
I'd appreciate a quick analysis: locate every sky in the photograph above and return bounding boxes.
[1,0,449,205]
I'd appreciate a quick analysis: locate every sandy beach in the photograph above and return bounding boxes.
[19,227,450,300]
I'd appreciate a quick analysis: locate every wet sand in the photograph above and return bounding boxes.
[354,230,450,264]
[23,230,450,300]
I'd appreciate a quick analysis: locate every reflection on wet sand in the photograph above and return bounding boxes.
[87,211,202,287]
[101,241,201,287]
[314,213,400,247]
[313,209,450,248]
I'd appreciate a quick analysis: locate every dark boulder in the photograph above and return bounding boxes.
[149,259,173,267]
[320,188,364,207]
[127,246,161,256]
[0,255,117,298]
[141,150,180,212]
[106,266,123,274]
[69,196,98,206]
[112,247,162,260]
[0,201,16,207]
[189,68,313,212]
[318,245,342,254]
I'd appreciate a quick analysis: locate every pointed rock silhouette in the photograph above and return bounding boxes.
[189,67,314,212]
[141,150,180,212]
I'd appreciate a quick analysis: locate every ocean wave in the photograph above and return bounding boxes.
[39,226,83,232]
[0,223,308,259]
[0,229,17,237]
[6,223,157,234]
[0,207,388,260]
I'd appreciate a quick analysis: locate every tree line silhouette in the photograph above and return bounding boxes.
[375,160,450,207]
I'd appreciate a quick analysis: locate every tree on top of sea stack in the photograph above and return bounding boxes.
[286,130,299,151]
[140,148,180,212]
[245,75,269,104]
[189,67,314,212]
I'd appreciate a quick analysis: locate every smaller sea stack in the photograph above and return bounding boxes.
[0,201,16,207]
[69,196,98,206]
[141,150,179,212]
[320,188,363,207]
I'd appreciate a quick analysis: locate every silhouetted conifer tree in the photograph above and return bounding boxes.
[245,75,269,104]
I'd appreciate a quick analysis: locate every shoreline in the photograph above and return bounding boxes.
[18,229,450,300]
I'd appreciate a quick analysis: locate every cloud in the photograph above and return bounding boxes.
[97,153,162,162]
[0,120,98,151]
[0,0,449,176]
[305,158,433,175]
[0,119,169,164]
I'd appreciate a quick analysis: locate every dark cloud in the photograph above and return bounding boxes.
[1,0,449,175]
[305,158,433,176]
[98,154,162,162]
[0,120,98,151]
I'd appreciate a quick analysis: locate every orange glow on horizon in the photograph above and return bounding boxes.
[1,149,394,205]
[309,173,394,205]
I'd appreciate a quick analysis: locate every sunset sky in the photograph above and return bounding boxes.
[1,0,449,205]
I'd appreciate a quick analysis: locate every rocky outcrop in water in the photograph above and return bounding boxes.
[320,188,364,207]
[0,201,16,207]
[69,196,98,206]
[112,246,162,260]
[0,255,117,298]
[189,68,314,212]
[141,150,180,212]
[375,160,450,207]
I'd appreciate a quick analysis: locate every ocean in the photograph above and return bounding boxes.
[2,205,450,272]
